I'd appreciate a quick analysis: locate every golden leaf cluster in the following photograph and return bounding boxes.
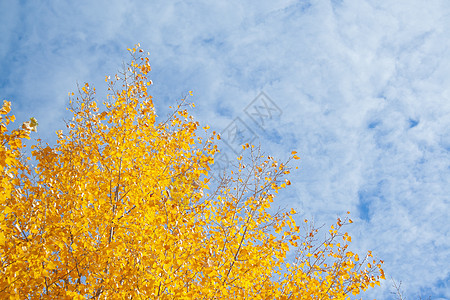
[0,46,384,299]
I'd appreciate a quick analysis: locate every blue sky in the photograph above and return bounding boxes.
[1,1,449,298]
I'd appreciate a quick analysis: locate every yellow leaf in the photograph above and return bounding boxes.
[0,232,5,246]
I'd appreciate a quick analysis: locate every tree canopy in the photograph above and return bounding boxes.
[0,46,384,299]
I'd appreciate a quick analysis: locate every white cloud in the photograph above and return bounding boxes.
[1,0,449,298]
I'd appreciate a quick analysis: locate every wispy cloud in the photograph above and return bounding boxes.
[1,1,449,298]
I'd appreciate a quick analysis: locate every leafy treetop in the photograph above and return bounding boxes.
[0,45,384,299]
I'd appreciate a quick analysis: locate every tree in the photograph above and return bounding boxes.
[0,45,384,299]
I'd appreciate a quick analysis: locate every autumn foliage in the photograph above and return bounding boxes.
[0,46,384,299]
